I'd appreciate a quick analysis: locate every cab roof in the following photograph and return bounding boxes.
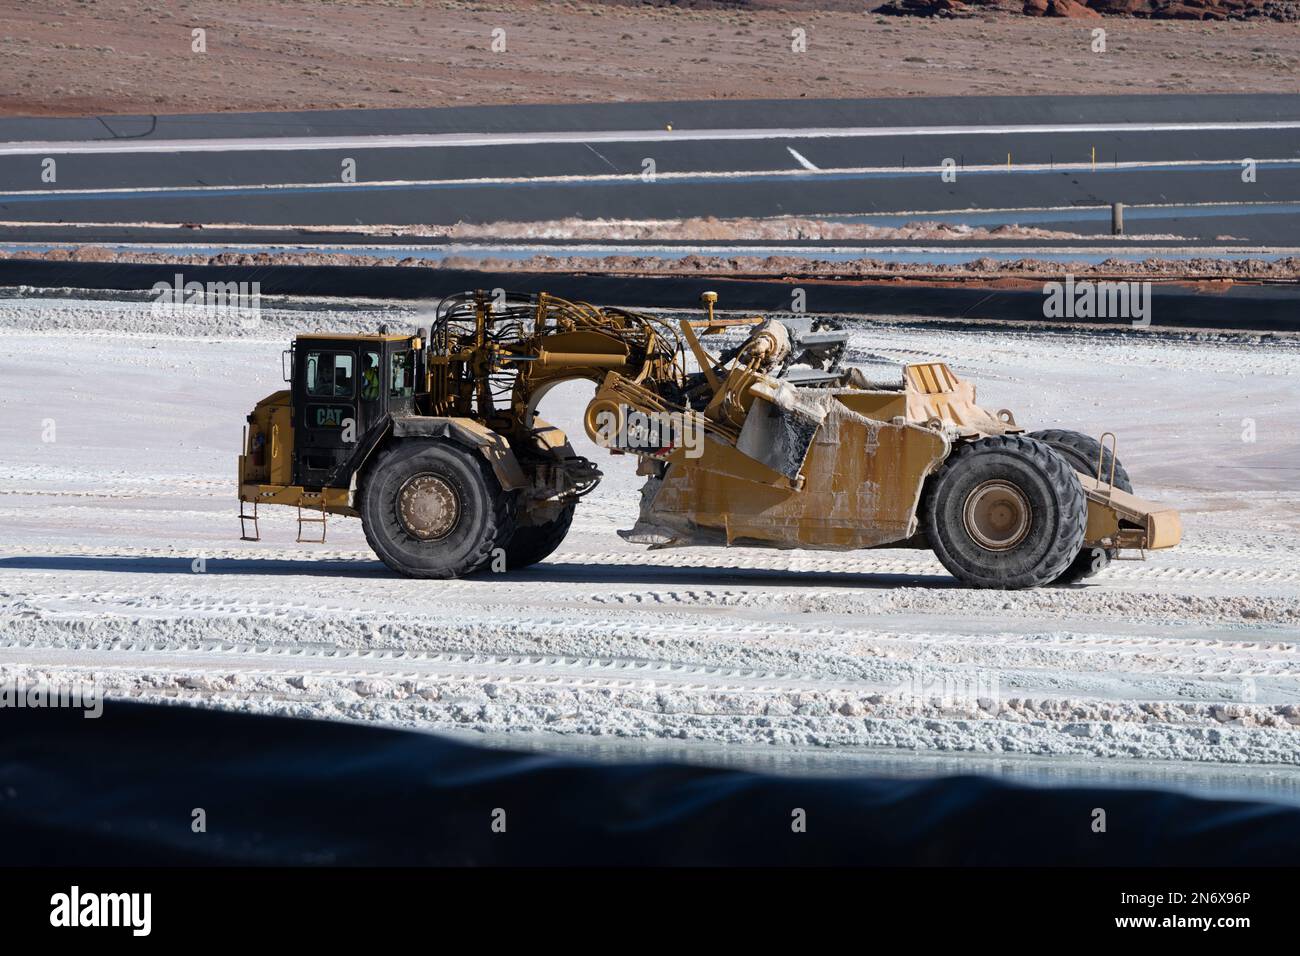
[296,333,416,342]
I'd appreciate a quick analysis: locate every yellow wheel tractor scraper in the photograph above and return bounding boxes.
[238,291,1180,588]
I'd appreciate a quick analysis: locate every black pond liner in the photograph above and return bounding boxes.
[1,699,1297,866]
[1,259,1298,332]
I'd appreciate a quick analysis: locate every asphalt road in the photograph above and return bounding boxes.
[0,95,1297,242]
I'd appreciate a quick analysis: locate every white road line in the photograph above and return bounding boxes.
[786,146,819,171]
[1,120,1299,156]
[1,156,1294,199]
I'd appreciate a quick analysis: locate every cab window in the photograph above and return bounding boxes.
[305,351,354,398]
[361,352,381,401]
[390,350,415,399]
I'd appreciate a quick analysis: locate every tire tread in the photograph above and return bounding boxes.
[921,434,1086,589]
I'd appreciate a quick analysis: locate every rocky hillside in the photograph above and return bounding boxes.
[607,0,1300,20]
[896,0,1300,17]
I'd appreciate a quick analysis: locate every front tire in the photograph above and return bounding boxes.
[922,435,1086,589]
[358,440,514,579]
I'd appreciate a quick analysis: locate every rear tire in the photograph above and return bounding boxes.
[1028,429,1133,585]
[502,502,576,570]
[358,440,514,579]
[922,435,1086,589]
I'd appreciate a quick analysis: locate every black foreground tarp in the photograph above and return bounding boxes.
[1,700,1297,866]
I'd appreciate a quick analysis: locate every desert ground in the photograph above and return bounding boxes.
[1,289,1297,798]
[2,0,1299,118]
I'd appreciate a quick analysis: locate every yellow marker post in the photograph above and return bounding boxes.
[1091,146,1096,172]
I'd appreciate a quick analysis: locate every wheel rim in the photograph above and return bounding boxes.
[398,474,460,541]
[962,479,1032,551]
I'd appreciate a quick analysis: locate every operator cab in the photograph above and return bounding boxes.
[290,332,421,488]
